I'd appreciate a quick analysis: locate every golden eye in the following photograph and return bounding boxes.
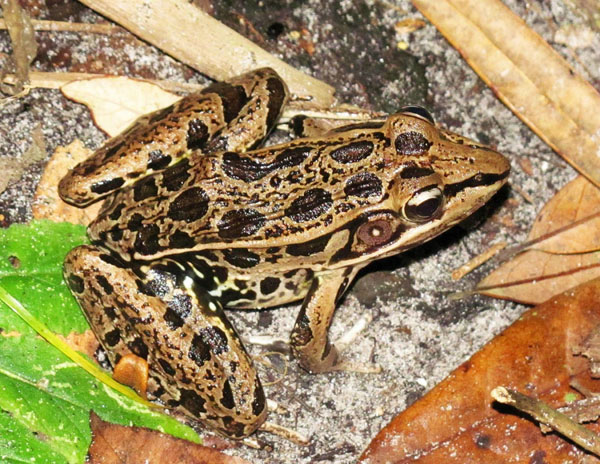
[403,186,444,223]
[357,219,393,246]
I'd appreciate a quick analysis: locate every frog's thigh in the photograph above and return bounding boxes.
[64,245,267,438]
[290,268,355,374]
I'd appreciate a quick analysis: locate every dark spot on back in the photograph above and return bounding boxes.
[90,177,125,195]
[285,188,333,222]
[134,224,161,255]
[133,176,158,202]
[168,293,192,320]
[217,209,266,239]
[252,378,265,416]
[344,172,383,198]
[222,152,269,182]
[187,119,209,150]
[127,213,144,231]
[169,230,196,249]
[103,306,117,320]
[474,434,491,449]
[99,253,127,269]
[110,228,123,241]
[199,326,229,355]
[274,146,311,168]
[161,159,191,192]
[189,334,211,367]
[395,131,432,155]
[222,249,260,268]
[147,149,172,170]
[168,187,209,223]
[330,140,374,164]
[260,277,280,295]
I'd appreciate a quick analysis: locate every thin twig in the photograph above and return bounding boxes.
[492,386,600,456]
[0,18,120,34]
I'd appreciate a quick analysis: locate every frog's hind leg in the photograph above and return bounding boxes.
[63,245,267,439]
[59,68,289,207]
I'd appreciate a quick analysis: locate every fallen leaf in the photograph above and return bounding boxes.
[32,139,101,225]
[412,0,600,187]
[360,277,600,463]
[478,176,600,304]
[61,76,180,136]
[88,412,250,464]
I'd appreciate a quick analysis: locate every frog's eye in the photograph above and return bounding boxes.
[357,219,393,247]
[400,106,435,124]
[403,186,444,223]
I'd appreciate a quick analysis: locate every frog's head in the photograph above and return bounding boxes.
[329,109,510,267]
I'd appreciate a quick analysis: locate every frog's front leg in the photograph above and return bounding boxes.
[63,245,267,439]
[290,268,359,373]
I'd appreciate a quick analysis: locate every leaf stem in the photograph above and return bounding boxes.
[0,284,156,408]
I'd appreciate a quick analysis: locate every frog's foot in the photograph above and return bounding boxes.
[328,313,381,373]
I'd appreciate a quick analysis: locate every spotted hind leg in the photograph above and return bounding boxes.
[59,68,289,207]
[64,245,267,438]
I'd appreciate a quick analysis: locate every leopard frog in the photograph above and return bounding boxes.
[59,68,510,438]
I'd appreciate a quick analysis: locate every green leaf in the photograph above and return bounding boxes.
[0,220,200,464]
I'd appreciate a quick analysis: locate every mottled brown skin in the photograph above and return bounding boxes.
[59,68,510,438]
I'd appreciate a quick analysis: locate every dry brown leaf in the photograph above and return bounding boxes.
[33,139,101,224]
[412,0,600,187]
[61,77,181,137]
[360,277,600,463]
[0,0,37,95]
[88,412,251,464]
[478,176,600,304]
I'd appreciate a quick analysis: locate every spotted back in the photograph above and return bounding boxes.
[90,112,509,270]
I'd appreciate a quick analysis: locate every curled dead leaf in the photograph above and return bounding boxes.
[478,176,600,304]
[61,76,180,137]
